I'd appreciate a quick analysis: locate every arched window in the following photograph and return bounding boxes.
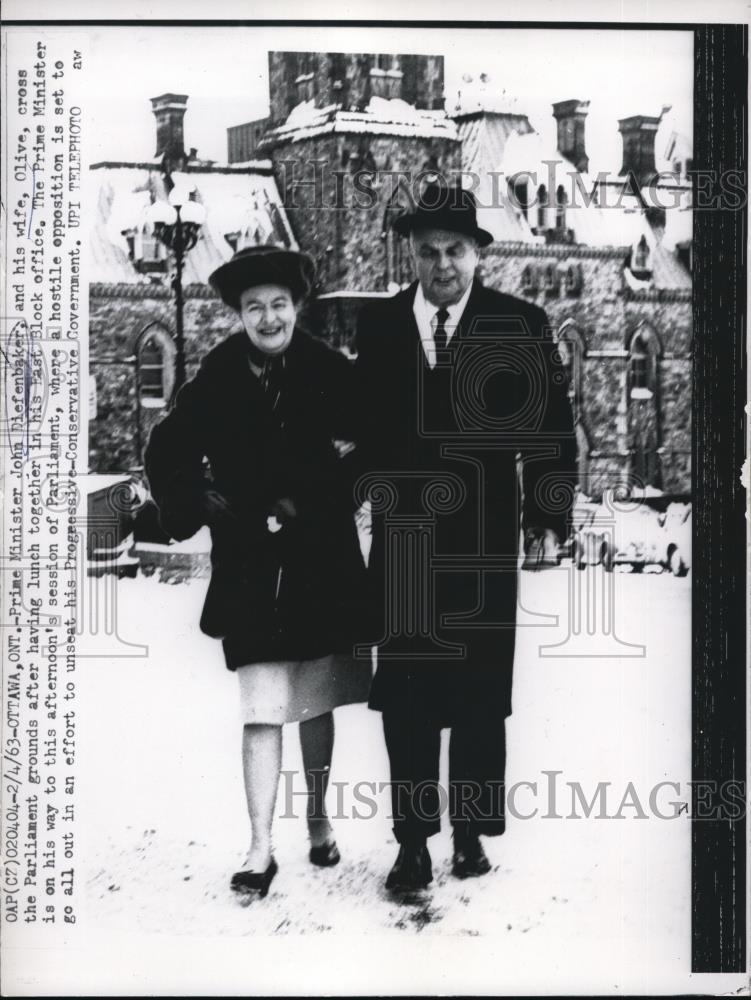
[136,323,176,408]
[555,184,568,229]
[628,326,660,400]
[537,185,549,230]
[140,336,164,400]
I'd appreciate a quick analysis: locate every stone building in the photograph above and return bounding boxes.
[88,54,692,499]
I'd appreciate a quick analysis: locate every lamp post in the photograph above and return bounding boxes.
[147,177,205,397]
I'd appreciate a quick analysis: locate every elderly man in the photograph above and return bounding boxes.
[355,184,576,892]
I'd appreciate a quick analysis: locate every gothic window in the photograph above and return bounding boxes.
[137,323,176,408]
[628,326,660,401]
[140,336,164,400]
[537,185,549,231]
[555,185,568,229]
[631,350,648,392]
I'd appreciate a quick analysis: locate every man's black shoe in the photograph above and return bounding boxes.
[385,842,433,891]
[451,828,491,879]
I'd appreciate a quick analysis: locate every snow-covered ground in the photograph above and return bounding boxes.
[69,562,698,994]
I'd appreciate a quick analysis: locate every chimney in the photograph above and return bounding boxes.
[552,99,590,173]
[617,113,663,188]
[151,93,188,163]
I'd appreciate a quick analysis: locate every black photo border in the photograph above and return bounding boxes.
[692,23,747,976]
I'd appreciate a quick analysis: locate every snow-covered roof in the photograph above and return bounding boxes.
[462,119,692,265]
[259,97,458,147]
[90,164,296,285]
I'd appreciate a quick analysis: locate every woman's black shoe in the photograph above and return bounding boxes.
[230,856,278,897]
[309,841,341,867]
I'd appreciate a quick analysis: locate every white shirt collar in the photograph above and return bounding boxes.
[413,280,474,367]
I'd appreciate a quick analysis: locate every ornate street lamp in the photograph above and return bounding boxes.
[146,176,206,397]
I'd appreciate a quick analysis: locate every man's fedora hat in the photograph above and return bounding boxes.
[392,184,493,247]
[209,245,316,310]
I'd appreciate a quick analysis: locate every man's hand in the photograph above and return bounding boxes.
[523,527,560,570]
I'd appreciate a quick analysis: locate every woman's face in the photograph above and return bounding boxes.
[238,283,297,356]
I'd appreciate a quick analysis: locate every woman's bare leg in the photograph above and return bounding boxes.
[240,723,282,871]
[299,711,335,846]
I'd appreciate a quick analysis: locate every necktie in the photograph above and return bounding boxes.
[433,307,450,353]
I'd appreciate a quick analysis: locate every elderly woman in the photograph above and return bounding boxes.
[145,245,371,900]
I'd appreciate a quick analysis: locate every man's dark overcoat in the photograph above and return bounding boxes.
[355,278,576,724]
[144,329,369,669]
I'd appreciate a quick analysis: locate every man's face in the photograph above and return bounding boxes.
[409,229,479,307]
[238,283,297,356]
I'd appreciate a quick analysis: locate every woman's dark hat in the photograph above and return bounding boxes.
[209,245,316,310]
[392,184,493,247]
